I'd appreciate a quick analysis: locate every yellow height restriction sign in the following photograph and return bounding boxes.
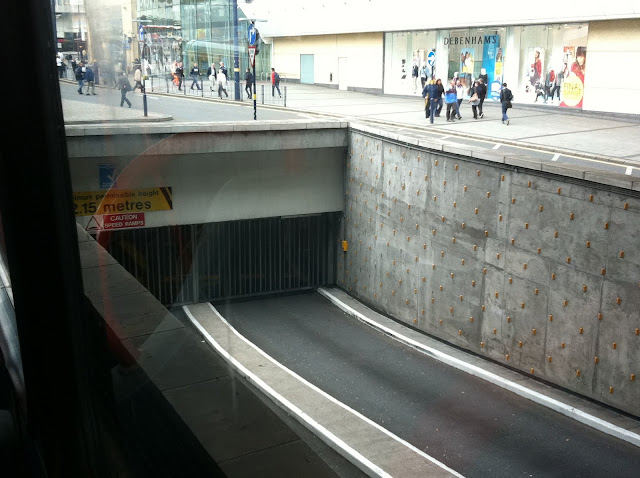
[73,187,173,216]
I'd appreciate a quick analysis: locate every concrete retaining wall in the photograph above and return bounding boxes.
[339,126,640,417]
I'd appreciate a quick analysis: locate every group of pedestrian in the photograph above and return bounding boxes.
[422,77,513,125]
[74,61,97,96]
[63,55,282,107]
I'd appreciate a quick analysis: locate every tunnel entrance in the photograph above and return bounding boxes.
[97,213,339,306]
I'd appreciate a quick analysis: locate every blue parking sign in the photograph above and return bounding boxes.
[99,164,117,189]
[427,50,436,67]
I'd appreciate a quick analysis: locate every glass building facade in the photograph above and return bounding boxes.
[136,0,271,80]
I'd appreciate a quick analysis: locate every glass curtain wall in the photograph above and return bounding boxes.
[137,0,271,81]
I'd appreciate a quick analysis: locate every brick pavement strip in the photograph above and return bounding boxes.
[185,302,461,478]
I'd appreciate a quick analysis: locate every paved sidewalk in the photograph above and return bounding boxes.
[60,80,172,124]
[265,84,640,164]
[147,79,640,165]
[59,78,640,174]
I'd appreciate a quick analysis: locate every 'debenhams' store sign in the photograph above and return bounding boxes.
[444,35,499,46]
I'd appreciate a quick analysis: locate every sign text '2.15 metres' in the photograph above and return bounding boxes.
[73,187,173,216]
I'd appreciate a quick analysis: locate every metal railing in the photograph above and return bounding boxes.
[60,68,290,107]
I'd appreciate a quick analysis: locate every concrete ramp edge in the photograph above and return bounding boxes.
[183,302,463,478]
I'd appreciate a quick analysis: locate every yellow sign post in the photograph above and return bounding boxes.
[73,187,173,216]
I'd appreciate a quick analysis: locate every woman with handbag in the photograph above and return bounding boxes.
[469,81,481,119]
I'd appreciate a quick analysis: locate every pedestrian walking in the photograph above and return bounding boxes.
[56,55,64,78]
[455,80,464,120]
[445,80,458,122]
[217,69,228,98]
[469,81,480,119]
[117,72,132,108]
[75,62,85,94]
[422,80,439,124]
[271,68,281,97]
[71,57,77,77]
[207,64,217,91]
[435,79,444,117]
[245,68,253,99]
[84,64,96,95]
[133,67,144,93]
[476,78,487,118]
[500,82,513,125]
[190,63,201,90]
[175,62,184,90]
[479,68,489,94]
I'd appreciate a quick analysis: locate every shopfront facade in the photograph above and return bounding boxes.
[384,23,589,108]
[263,6,639,115]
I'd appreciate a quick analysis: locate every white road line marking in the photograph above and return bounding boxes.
[184,304,465,478]
[182,305,393,478]
[626,166,633,175]
[492,144,501,150]
[440,135,451,140]
[318,288,640,449]
[552,153,560,161]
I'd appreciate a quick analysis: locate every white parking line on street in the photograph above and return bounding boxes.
[492,144,501,150]
[626,166,633,175]
[552,153,560,161]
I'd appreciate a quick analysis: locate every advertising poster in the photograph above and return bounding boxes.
[492,47,504,98]
[482,36,500,99]
[561,46,586,108]
[460,48,475,88]
[528,47,544,88]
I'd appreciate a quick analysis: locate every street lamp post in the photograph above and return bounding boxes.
[232,0,240,100]
[134,19,151,117]
[141,26,148,117]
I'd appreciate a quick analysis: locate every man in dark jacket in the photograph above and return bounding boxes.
[175,62,184,91]
[422,80,440,124]
[245,68,253,99]
[476,78,487,118]
[500,82,513,125]
[75,62,85,94]
[117,72,132,108]
[190,63,201,90]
